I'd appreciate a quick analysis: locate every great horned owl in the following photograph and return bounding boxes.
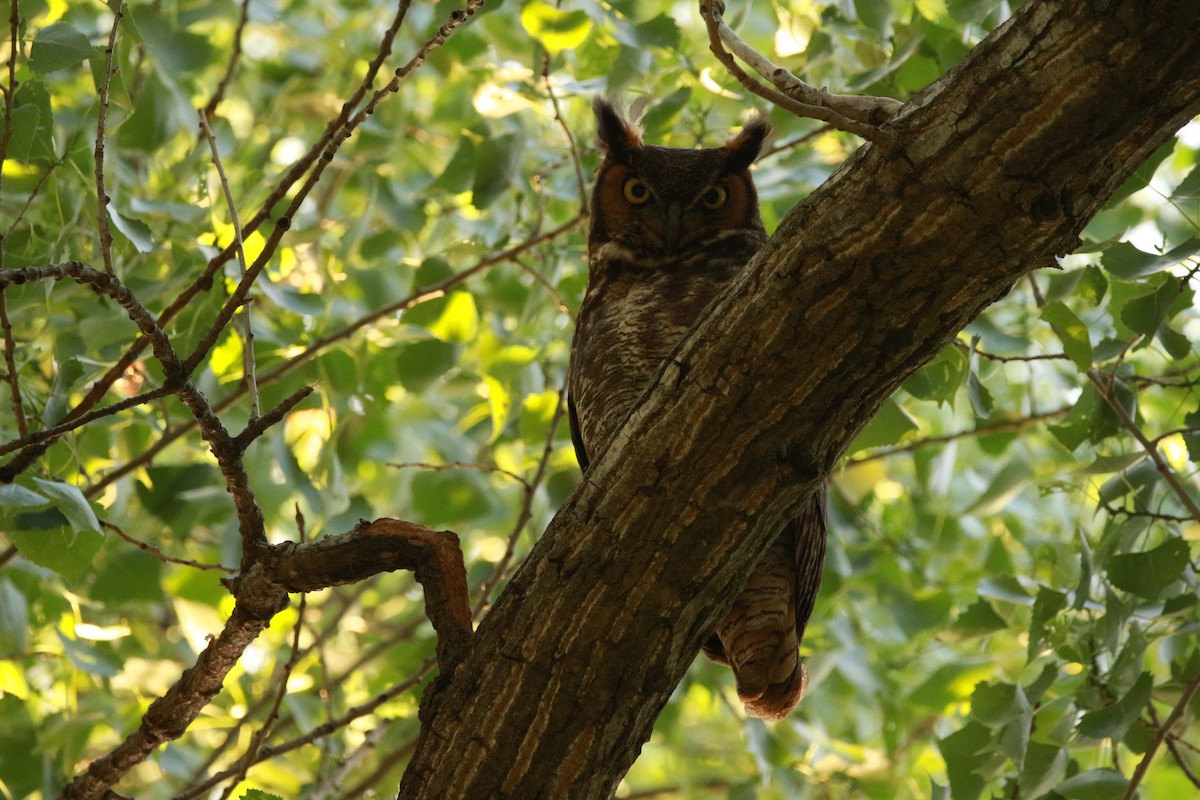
[567,99,827,720]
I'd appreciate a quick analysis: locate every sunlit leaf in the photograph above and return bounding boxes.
[520,2,593,54]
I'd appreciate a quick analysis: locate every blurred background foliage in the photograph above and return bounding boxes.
[0,0,1198,797]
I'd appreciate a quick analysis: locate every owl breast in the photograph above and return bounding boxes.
[568,233,763,466]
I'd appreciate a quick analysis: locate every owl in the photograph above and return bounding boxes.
[567,99,828,720]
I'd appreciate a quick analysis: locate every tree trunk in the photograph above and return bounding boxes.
[396,1,1200,796]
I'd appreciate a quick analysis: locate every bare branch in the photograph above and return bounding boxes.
[102,521,233,573]
[1089,369,1200,522]
[698,0,899,142]
[0,292,26,437]
[198,109,260,418]
[265,519,473,672]
[848,407,1072,463]
[93,1,124,276]
[62,579,290,800]
[233,385,315,452]
[1124,668,1200,799]
[200,0,252,121]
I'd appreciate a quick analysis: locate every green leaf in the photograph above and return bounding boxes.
[31,477,100,533]
[1019,741,1067,798]
[938,721,992,800]
[520,2,593,54]
[410,470,493,526]
[1121,275,1182,336]
[12,526,104,582]
[108,203,156,253]
[970,682,1030,725]
[0,483,50,514]
[0,579,30,653]
[1184,406,1200,463]
[966,361,993,419]
[29,22,96,74]
[1106,538,1190,599]
[1055,769,1129,800]
[1027,587,1067,660]
[903,345,967,406]
[424,291,479,343]
[1077,671,1152,740]
[846,397,918,455]
[641,87,692,141]
[1096,458,1158,505]
[241,791,284,800]
[950,599,1007,638]
[0,696,40,799]
[1102,238,1200,279]
[395,339,459,393]
[1041,302,1093,370]
[472,132,524,210]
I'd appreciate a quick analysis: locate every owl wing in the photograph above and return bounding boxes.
[567,393,590,471]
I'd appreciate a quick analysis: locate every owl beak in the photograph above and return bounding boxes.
[662,203,684,250]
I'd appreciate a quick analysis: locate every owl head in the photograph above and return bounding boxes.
[589,98,770,257]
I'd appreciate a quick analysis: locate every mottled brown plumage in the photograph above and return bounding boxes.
[567,99,827,720]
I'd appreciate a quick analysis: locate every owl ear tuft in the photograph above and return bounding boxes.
[594,97,643,162]
[724,115,771,172]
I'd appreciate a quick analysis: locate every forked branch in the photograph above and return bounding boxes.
[699,0,900,142]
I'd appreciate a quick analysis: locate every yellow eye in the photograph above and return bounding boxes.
[701,185,728,209]
[622,177,651,204]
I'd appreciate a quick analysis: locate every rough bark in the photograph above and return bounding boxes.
[396,1,1200,797]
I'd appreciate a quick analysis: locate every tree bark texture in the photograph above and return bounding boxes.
[396,1,1200,797]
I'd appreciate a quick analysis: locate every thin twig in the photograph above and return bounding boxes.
[102,521,232,572]
[849,407,1072,463]
[198,109,260,418]
[201,0,252,122]
[0,293,26,437]
[540,53,587,211]
[0,385,176,457]
[1088,369,1200,522]
[1124,669,1200,799]
[93,0,125,275]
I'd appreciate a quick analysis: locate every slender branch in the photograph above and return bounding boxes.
[233,385,314,452]
[218,591,308,800]
[1146,700,1200,789]
[0,292,26,437]
[1124,669,1200,799]
[540,52,587,212]
[201,0,252,122]
[0,385,175,457]
[102,521,233,572]
[0,0,21,203]
[93,1,124,275]
[848,407,1072,463]
[698,0,898,142]
[1088,369,1200,522]
[198,109,260,418]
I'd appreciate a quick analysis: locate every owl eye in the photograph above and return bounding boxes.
[622,177,651,205]
[701,185,728,209]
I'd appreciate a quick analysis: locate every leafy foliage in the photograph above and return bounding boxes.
[0,0,1197,798]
